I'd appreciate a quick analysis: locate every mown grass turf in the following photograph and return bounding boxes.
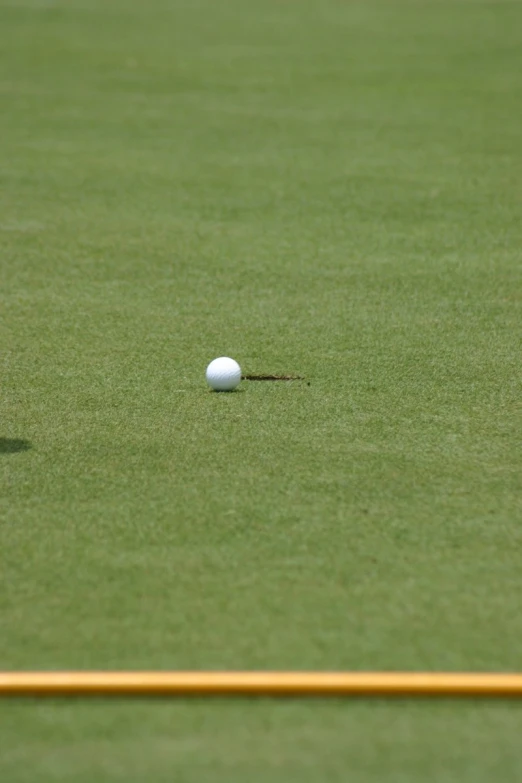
[1,0,522,780]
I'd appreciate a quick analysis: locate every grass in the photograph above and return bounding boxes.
[1,0,522,780]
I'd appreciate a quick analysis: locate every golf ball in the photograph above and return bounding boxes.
[206,357,242,391]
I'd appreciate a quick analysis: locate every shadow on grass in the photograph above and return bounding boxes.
[0,438,31,455]
[208,388,246,394]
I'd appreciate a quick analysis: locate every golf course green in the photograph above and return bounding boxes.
[1,0,521,780]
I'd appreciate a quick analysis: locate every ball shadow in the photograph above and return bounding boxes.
[0,438,32,455]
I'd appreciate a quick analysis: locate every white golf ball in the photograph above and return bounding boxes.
[206,357,242,391]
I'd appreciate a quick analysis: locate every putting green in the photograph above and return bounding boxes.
[1,0,521,780]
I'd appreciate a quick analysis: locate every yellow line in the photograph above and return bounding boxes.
[1,671,522,697]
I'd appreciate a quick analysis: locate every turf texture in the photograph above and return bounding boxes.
[1,0,522,780]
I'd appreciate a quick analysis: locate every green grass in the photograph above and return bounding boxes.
[1,0,522,780]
